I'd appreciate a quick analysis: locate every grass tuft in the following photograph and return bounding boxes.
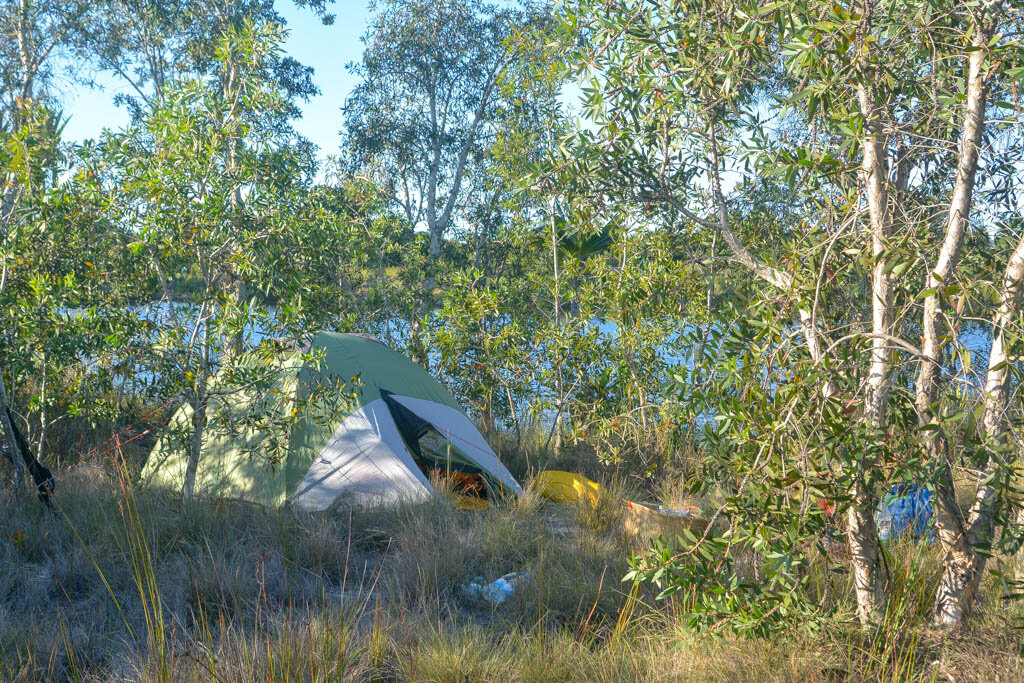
[2,461,1024,681]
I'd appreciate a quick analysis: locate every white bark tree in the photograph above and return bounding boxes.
[555,0,1024,630]
[342,0,540,262]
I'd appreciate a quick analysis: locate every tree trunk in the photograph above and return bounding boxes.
[549,197,563,456]
[222,56,248,361]
[850,80,895,626]
[504,381,522,449]
[37,353,46,462]
[913,20,992,628]
[1014,500,1024,583]
[934,232,1024,627]
[428,223,443,262]
[225,276,247,359]
[16,0,36,108]
[182,396,207,502]
[182,317,211,502]
[848,476,887,624]
[426,77,443,262]
[408,317,427,369]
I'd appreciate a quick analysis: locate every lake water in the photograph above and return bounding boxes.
[70,301,999,429]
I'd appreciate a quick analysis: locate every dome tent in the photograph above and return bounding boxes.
[142,332,522,509]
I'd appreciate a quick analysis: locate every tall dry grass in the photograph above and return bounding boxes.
[2,460,1024,681]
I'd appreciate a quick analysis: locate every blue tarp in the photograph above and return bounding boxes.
[876,484,934,544]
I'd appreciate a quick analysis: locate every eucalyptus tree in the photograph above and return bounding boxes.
[341,0,547,264]
[86,1,334,360]
[0,103,60,493]
[0,100,148,499]
[556,0,1024,631]
[89,0,331,114]
[0,0,111,486]
[101,20,338,500]
[0,0,100,128]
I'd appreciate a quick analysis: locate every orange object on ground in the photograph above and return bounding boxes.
[453,494,491,510]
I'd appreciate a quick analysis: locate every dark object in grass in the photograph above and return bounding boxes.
[2,407,54,508]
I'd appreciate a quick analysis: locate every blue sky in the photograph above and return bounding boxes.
[60,1,373,158]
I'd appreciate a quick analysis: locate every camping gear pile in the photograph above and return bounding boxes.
[143,332,522,509]
[534,470,711,543]
[622,500,708,542]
